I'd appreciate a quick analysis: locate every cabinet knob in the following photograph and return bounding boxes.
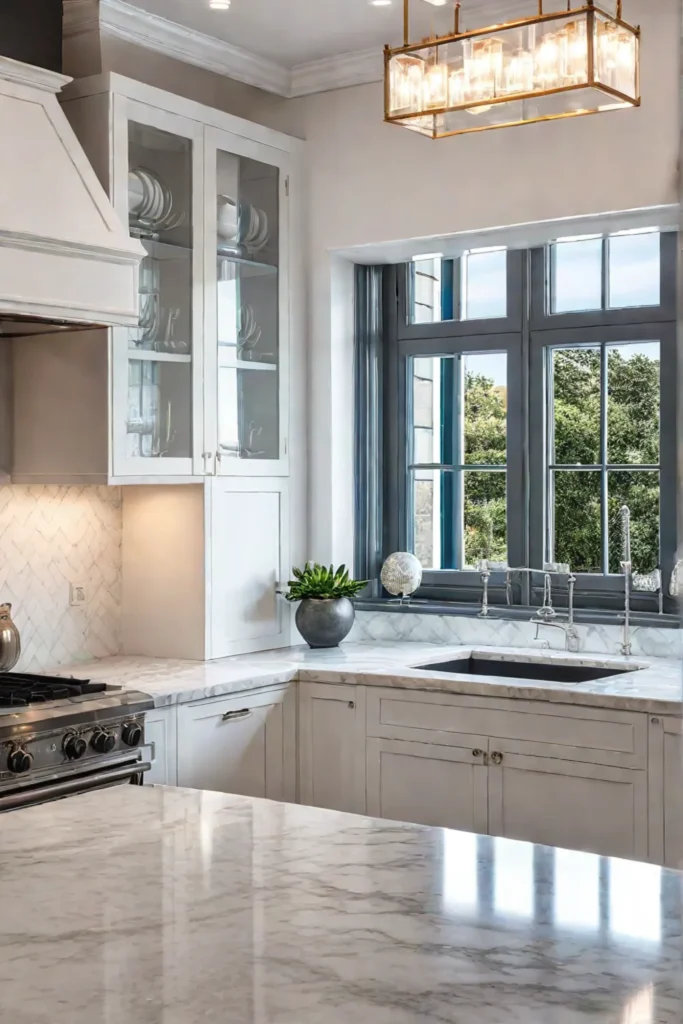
[472,748,483,758]
[491,751,504,765]
[651,717,660,725]
[348,701,355,710]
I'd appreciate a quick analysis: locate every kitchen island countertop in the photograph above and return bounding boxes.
[0,784,680,1023]
[59,641,683,714]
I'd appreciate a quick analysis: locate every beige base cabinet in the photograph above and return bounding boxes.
[487,754,648,860]
[298,682,366,815]
[177,687,296,800]
[148,678,673,867]
[649,715,683,869]
[366,738,488,833]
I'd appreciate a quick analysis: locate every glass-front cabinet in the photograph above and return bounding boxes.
[204,127,289,476]
[111,101,204,477]
[107,96,290,479]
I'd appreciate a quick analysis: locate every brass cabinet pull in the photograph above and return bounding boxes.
[222,709,253,722]
[491,751,504,765]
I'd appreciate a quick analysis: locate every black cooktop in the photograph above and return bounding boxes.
[0,672,106,708]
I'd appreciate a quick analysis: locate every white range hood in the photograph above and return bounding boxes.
[0,55,142,328]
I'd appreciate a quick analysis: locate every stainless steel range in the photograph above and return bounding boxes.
[0,672,153,812]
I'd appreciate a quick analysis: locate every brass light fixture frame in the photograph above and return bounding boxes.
[384,0,640,139]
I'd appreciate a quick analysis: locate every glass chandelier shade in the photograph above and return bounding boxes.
[384,2,640,139]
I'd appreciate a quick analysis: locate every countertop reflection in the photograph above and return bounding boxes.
[0,786,680,1023]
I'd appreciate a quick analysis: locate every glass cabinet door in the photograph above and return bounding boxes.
[112,103,202,476]
[206,130,288,474]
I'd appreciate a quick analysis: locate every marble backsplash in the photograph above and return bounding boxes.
[349,609,681,659]
[0,486,122,671]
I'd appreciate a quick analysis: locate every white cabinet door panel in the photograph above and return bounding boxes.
[663,719,683,869]
[488,753,648,861]
[142,706,178,787]
[366,738,488,834]
[207,477,290,657]
[298,683,366,815]
[177,688,295,800]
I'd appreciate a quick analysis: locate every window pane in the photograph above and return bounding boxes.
[411,356,454,464]
[608,233,660,309]
[607,343,660,465]
[462,250,506,320]
[551,238,602,313]
[411,469,455,569]
[553,471,601,573]
[463,471,507,569]
[409,258,454,324]
[463,352,507,465]
[551,348,601,465]
[608,471,659,574]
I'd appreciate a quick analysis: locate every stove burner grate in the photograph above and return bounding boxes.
[0,673,106,708]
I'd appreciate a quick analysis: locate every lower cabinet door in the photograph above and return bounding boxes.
[177,688,296,800]
[663,720,683,869]
[487,752,648,860]
[142,707,178,787]
[366,738,488,833]
[298,682,366,815]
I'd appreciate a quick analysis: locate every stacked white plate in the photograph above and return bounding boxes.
[217,195,269,255]
[129,167,176,232]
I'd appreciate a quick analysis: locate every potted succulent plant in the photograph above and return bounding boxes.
[285,563,368,648]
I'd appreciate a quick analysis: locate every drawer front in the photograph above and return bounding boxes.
[366,688,647,769]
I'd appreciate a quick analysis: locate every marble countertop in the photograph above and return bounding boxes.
[61,642,683,714]
[0,785,680,1023]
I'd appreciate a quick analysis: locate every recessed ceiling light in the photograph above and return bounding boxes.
[209,0,231,9]
[370,1,392,6]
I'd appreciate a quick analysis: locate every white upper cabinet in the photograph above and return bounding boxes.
[10,74,300,485]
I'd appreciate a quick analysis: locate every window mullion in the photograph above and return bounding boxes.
[454,354,464,569]
[600,343,609,574]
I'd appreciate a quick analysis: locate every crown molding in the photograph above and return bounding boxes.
[290,48,382,98]
[98,0,290,95]
[68,0,385,99]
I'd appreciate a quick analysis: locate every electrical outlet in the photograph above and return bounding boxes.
[69,582,87,607]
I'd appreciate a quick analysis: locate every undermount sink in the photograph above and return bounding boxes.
[411,656,638,685]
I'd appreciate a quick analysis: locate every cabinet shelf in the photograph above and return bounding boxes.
[217,252,278,277]
[139,238,193,259]
[128,349,192,363]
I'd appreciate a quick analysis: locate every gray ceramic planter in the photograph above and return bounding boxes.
[295,597,355,648]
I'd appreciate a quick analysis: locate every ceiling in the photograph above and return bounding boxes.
[123,0,538,69]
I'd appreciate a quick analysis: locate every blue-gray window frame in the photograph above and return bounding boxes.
[355,234,678,614]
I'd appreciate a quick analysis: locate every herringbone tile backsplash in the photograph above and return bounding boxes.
[0,486,122,672]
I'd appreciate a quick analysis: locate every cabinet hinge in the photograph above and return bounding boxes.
[285,175,290,197]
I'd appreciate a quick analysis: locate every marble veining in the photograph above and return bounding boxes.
[349,610,682,660]
[0,786,680,1023]
[60,642,683,713]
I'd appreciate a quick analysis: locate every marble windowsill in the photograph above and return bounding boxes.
[0,785,680,1023]
[59,641,683,714]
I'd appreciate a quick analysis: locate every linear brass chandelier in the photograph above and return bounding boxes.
[384,1,640,139]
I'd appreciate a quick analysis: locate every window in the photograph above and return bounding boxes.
[357,230,677,613]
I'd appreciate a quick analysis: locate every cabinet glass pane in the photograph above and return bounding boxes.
[127,121,194,459]
[215,148,279,461]
[126,359,192,459]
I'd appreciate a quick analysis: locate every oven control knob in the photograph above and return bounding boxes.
[90,728,116,755]
[121,722,142,748]
[7,748,32,775]
[63,734,87,761]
